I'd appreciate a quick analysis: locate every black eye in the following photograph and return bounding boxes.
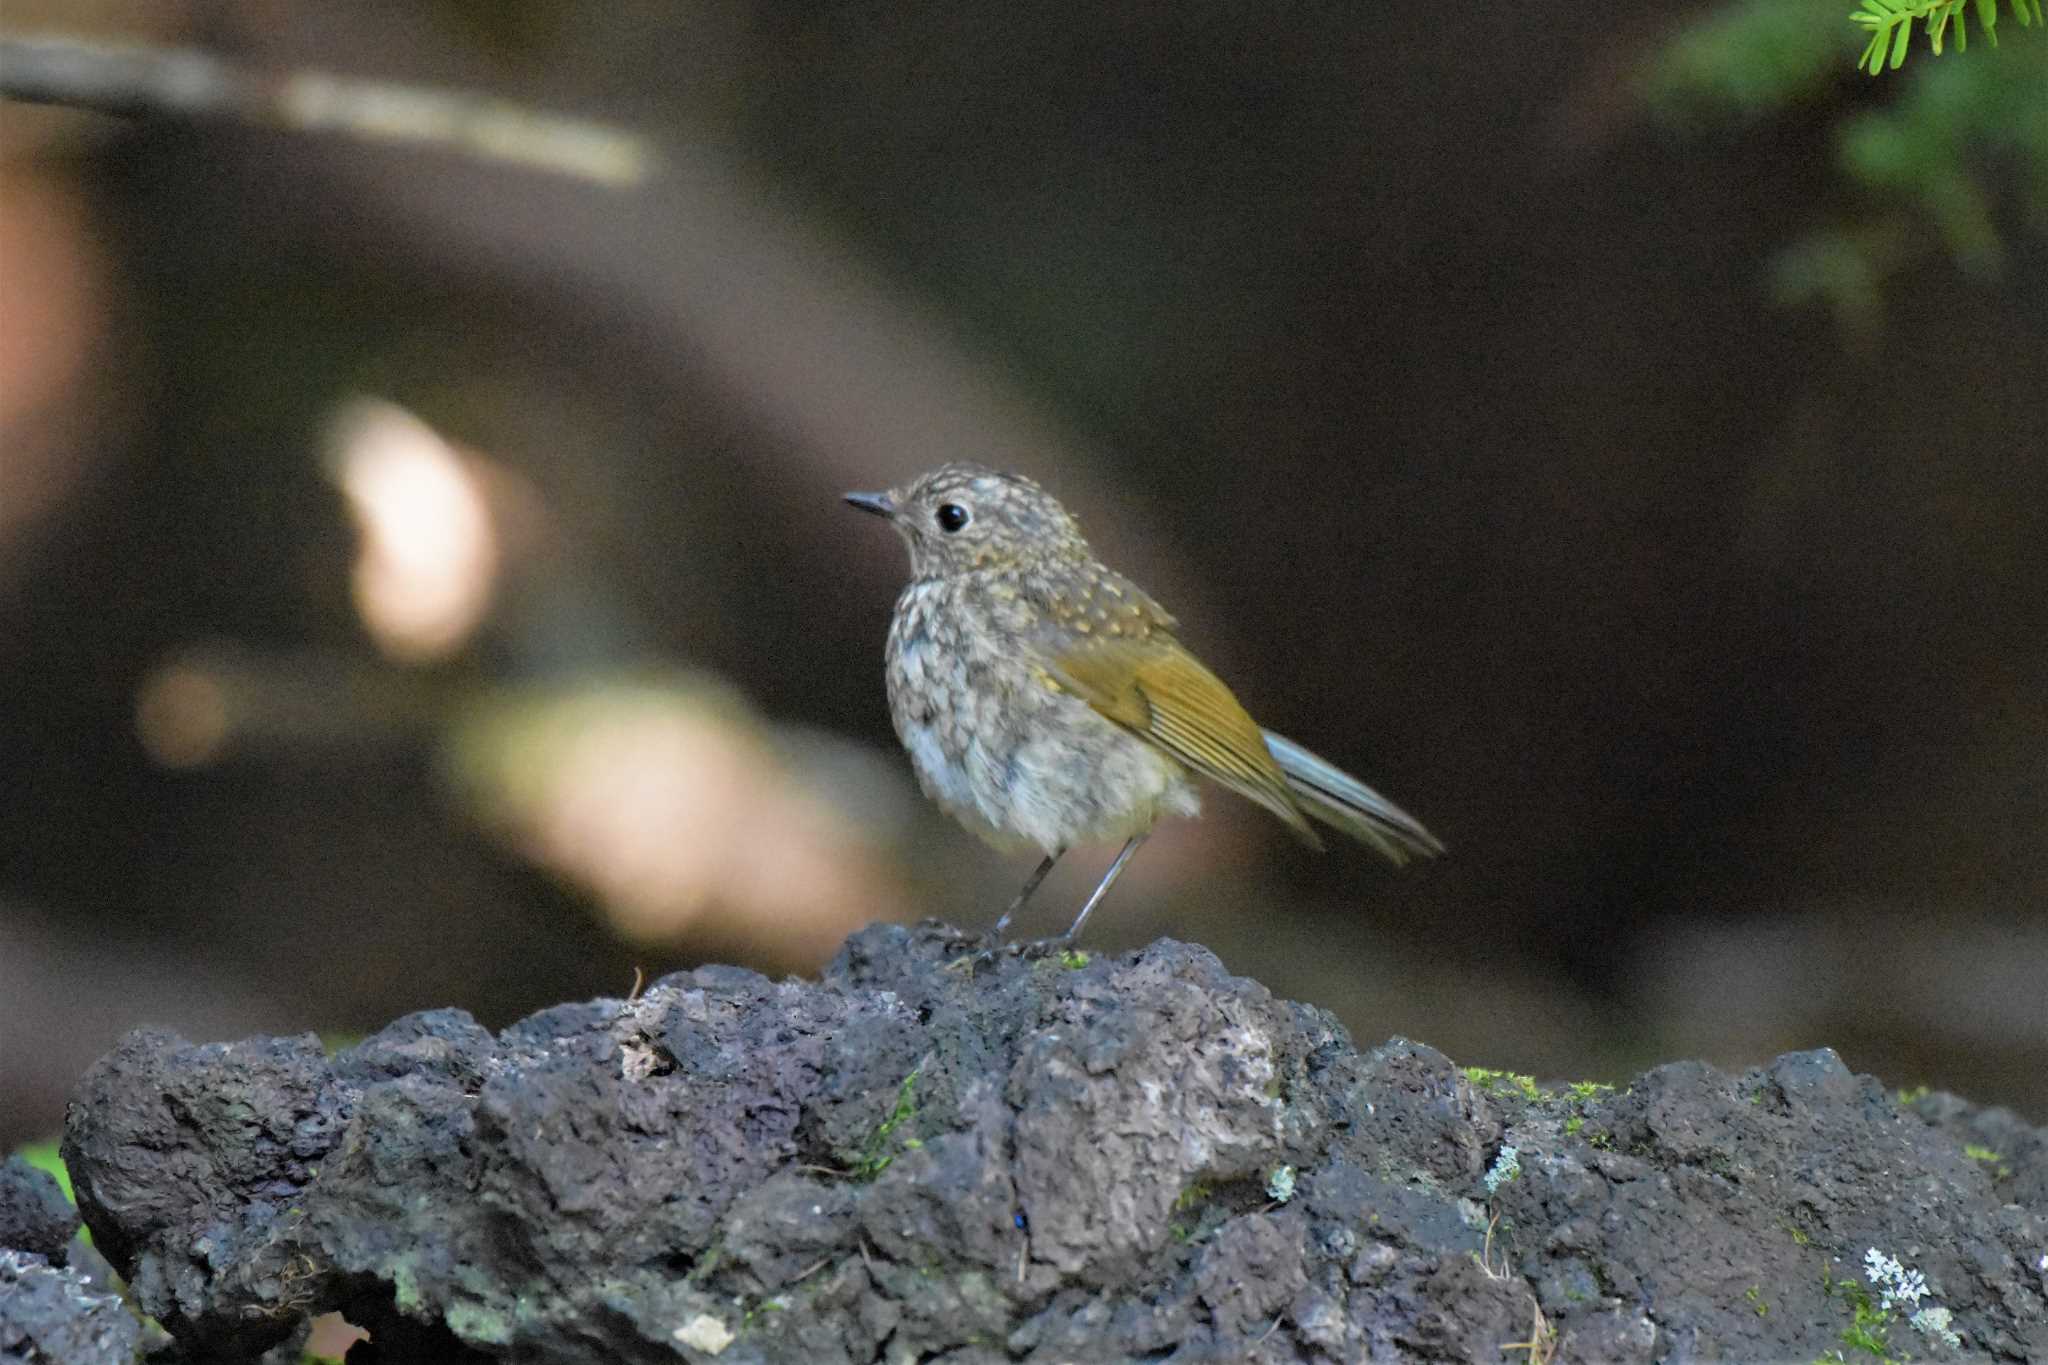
[935,503,970,533]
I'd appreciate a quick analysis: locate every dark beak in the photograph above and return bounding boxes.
[843,490,896,519]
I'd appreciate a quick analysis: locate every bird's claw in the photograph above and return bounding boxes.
[1011,935,1078,961]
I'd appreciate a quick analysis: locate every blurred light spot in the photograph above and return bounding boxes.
[0,170,105,548]
[306,1313,368,1358]
[136,661,230,768]
[329,399,499,663]
[0,171,97,429]
[518,697,881,950]
[449,681,907,966]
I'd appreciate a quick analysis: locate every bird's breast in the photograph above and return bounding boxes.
[881,578,1197,851]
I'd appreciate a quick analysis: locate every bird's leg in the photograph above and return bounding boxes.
[1058,835,1146,943]
[992,848,1064,940]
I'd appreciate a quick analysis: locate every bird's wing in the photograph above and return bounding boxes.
[1044,631,1322,848]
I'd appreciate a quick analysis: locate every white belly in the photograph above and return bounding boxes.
[885,581,1201,852]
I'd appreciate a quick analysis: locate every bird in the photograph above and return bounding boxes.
[845,463,1441,942]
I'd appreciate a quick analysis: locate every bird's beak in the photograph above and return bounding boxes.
[843,490,897,519]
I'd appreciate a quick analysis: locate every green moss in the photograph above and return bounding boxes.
[445,1299,513,1346]
[1563,1115,1585,1137]
[1746,1284,1770,1317]
[392,1263,424,1316]
[1058,949,1090,969]
[854,1066,924,1180]
[686,1240,725,1284]
[1566,1080,1614,1101]
[1840,1300,1899,1358]
[1894,1085,1930,1106]
[1814,1267,1906,1364]
[1169,1181,1212,1242]
[1463,1067,1543,1102]
[1963,1142,2012,1177]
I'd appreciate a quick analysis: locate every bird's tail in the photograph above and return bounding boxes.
[1262,730,1444,866]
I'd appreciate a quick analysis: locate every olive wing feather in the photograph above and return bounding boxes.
[1044,632,1322,847]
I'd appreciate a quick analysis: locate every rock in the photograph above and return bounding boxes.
[0,1157,78,1265]
[0,1248,143,1365]
[58,922,2048,1362]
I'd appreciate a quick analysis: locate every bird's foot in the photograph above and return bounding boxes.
[944,924,1055,975]
[1011,935,1088,964]
[944,932,1007,975]
[942,949,992,976]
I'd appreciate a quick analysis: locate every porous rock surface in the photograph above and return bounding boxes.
[1,1158,143,1365]
[50,922,2048,1363]
[0,1157,79,1266]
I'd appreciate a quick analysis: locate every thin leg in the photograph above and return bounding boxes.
[1060,835,1147,943]
[992,849,1064,939]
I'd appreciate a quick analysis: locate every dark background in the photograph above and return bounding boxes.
[4,0,2044,1150]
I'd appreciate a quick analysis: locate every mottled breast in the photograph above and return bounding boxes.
[884,570,1198,852]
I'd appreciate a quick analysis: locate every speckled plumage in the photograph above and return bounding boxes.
[885,559,1201,853]
[847,462,1442,939]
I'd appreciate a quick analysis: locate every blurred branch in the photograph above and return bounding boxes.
[2,27,1128,597]
[1646,0,2047,339]
[0,32,652,186]
[1852,0,2043,75]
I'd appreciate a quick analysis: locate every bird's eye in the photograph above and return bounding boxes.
[935,503,970,533]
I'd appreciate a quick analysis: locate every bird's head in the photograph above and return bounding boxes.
[845,463,1087,581]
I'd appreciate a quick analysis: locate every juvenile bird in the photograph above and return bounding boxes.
[846,463,1441,941]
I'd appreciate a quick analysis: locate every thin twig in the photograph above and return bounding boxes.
[1504,1294,1558,1364]
[0,32,653,186]
[1477,1212,1508,1279]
